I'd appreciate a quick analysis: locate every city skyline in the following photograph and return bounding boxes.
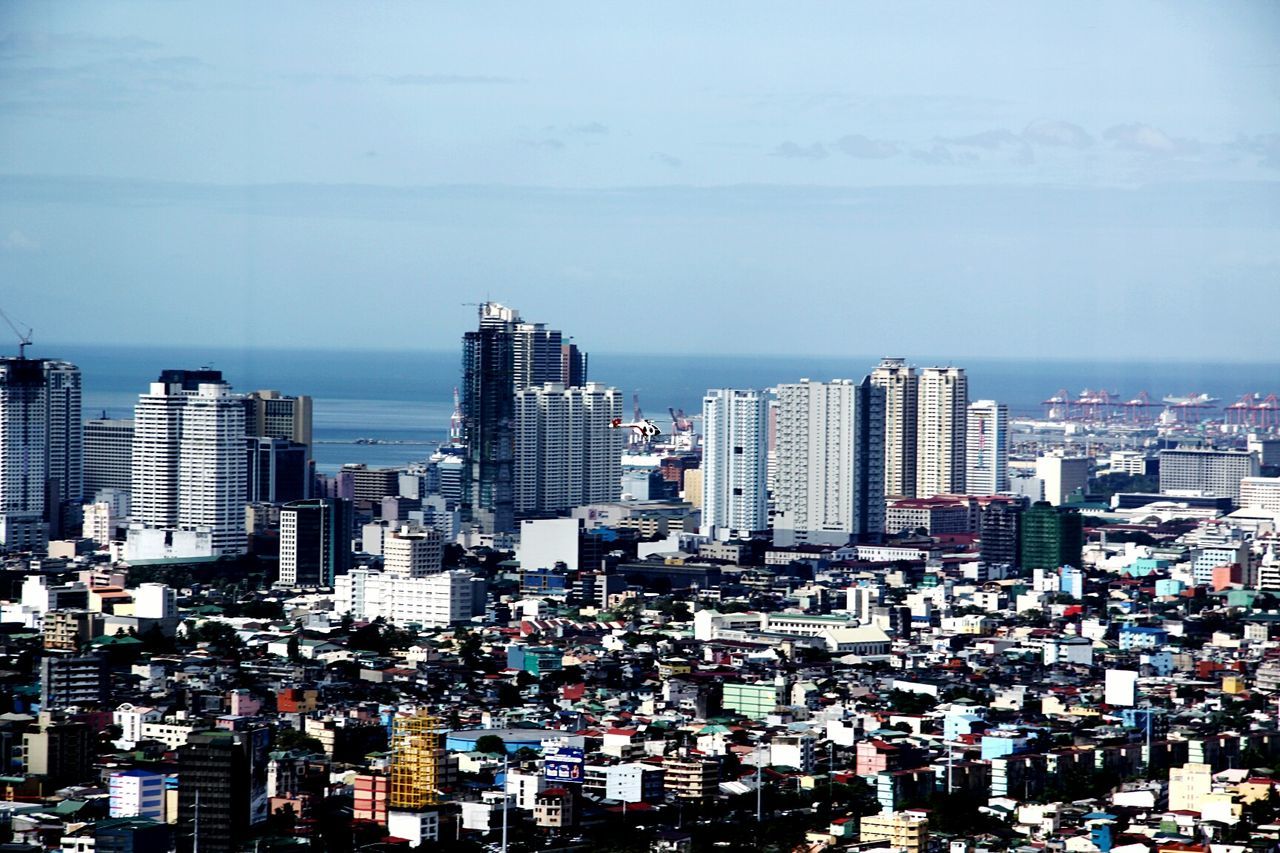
[2,2,1278,359]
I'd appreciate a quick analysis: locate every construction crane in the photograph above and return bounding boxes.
[0,307,32,358]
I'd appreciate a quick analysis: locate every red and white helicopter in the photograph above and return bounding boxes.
[610,417,662,440]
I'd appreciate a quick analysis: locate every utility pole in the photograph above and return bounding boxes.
[501,752,509,853]
[756,752,763,822]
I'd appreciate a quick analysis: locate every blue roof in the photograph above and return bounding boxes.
[114,768,163,778]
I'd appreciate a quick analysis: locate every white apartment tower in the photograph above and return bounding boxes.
[513,382,622,516]
[915,367,968,497]
[701,388,769,540]
[965,400,1009,495]
[870,358,917,498]
[132,371,247,556]
[773,378,885,546]
[383,525,444,578]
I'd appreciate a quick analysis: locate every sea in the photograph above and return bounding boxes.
[47,343,1280,475]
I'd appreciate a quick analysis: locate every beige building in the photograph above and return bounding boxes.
[663,756,719,802]
[1168,762,1212,812]
[534,788,574,828]
[915,367,967,497]
[860,811,929,853]
[870,358,918,498]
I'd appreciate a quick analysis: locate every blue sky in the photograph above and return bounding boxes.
[2,2,1278,359]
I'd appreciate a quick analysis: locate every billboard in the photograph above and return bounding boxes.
[543,746,584,784]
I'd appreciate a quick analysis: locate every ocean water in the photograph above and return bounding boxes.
[46,343,1280,474]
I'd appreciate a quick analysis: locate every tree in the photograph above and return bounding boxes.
[474,735,506,756]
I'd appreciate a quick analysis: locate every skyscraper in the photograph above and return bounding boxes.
[869,358,917,498]
[774,377,885,545]
[965,400,1009,495]
[1021,501,1084,570]
[701,388,768,540]
[242,389,313,447]
[278,498,352,587]
[84,418,134,496]
[460,302,587,533]
[131,370,247,557]
[0,357,83,552]
[514,382,622,516]
[915,367,968,497]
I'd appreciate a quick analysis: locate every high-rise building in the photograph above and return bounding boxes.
[109,768,166,821]
[243,389,312,447]
[178,728,270,853]
[1159,447,1259,504]
[131,371,247,556]
[40,654,108,709]
[1020,502,1084,570]
[870,358,917,498]
[915,367,968,497]
[84,418,134,497]
[514,382,622,516]
[965,400,1009,495]
[774,377,885,546]
[1035,452,1091,506]
[278,498,352,587]
[701,388,768,540]
[461,303,587,533]
[979,500,1023,567]
[389,711,446,810]
[43,360,83,538]
[383,525,443,578]
[0,358,83,551]
[245,437,310,504]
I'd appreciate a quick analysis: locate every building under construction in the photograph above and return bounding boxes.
[389,710,447,809]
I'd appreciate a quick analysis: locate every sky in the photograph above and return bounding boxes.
[1,2,1279,360]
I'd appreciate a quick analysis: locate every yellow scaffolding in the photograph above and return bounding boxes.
[389,710,444,809]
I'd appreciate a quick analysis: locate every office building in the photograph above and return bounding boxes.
[341,464,402,504]
[84,418,134,496]
[774,377,885,545]
[1036,451,1091,506]
[0,357,83,551]
[109,769,166,821]
[131,370,247,557]
[701,388,769,540]
[243,389,312,448]
[513,382,622,516]
[461,302,588,534]
[870,358,918,498]
[383,525,443,578]
[1159,447,1259,503]
[94,818,170,853]
[245,437,309,504]
[335,567,473,627]
[178,728,270,853]
[44,359,83,538]
[915,367,967,497]
[1020,502,1084,570]
[1241,477,1280,513]
[965,400,1008,494]
[278,498,352,587]
[980,500,1022,567]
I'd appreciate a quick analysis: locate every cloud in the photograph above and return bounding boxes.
[0,33,162,60]
[1022,120,1093,149]
[1230,134,1280,169]
[834,134,898,159]
[521,137,565,150]
[1103,123,1199,156]
[383,73,519,86]
[940,129,1023,150]
[910,145,953,165]
[937,129,1032,164]
[567,122,608,135]
[1,230,38,252]
[652,152,682,168]
[771,141,828,159]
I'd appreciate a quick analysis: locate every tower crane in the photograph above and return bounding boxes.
[0,307,32,357]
